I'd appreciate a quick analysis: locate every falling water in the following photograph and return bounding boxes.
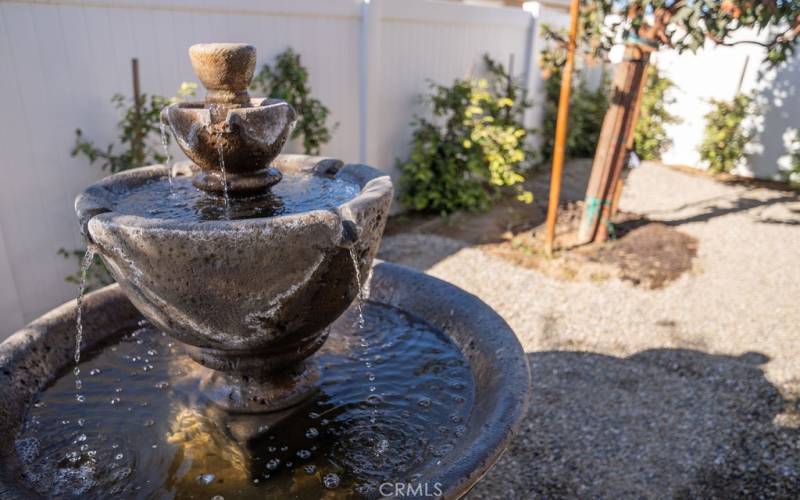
[216,131,230,210]
[349,248,365,329]
[159,123,174,191]
[74,248,94,397]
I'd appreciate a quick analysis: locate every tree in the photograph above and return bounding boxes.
[544,1,800,244]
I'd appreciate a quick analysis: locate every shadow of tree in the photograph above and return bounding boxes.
[748,52,800,180]
[616,193,799,235]
[469,349,800,499]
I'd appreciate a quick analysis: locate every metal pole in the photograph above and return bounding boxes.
[544,0,580,256]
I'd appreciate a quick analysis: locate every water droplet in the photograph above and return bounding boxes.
[305,427,319,439]
[115,453,123,460]
[418,397,432,408]
[296,449,311,459]
[144,419,154,427]
[323,473,340,489]
[374,439,389,455]
[266,458,280,470]
[303,464,316,475]
[196,473,215,485]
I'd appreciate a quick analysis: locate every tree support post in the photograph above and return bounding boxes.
[543,0,580,256]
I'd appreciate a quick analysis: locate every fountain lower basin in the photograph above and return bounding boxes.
[0,261,530,498]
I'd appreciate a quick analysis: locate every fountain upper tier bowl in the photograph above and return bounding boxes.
[75,155,393,385]
[161,43,297,194]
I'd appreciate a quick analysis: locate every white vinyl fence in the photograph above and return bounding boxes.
[654,37,800,179]
[0,0,571,338]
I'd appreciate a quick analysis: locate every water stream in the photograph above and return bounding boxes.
[74,248,95,392]
[216,131,230,210]
[158,123,174,191]
[349,247,366,329]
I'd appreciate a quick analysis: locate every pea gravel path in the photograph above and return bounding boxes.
[377,163,800,499]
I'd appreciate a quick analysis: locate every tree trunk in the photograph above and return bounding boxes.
[576,45,650,244]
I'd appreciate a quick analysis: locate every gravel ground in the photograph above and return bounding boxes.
[378,162,800,498]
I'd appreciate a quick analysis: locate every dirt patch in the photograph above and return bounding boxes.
[593,223,698,288]
[387,198,699,289]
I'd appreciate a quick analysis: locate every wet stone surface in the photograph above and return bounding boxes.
[15,302,474,499]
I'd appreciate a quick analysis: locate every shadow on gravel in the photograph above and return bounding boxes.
[618,194,800,230]
[470,349,800,499]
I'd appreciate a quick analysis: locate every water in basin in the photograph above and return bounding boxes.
[110,173,360,222]
[15,302,475,499]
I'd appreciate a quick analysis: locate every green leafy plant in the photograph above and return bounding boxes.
[633,66,680,160]
[252,48,335,155]
[539,61,609,163]
[64,82,196,291]
[698,94,754,174]
[779,129,800,187]
[398,55,533,215]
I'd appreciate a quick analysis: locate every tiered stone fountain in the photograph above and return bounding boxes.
[0,44,529,499]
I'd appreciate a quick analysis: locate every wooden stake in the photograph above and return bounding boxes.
[543,0,580,256]
[595,49,650,242]
[576,47,636,244]
[577,45,649,244]
[131,58,143,166]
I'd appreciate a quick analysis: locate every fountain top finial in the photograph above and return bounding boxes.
[189,43,256,106]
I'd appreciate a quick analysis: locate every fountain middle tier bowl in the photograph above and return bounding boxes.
[74,155,393,377]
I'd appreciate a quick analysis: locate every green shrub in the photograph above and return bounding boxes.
[252,48,335,155]
[779,129,800,187]
[698,94,754,174]
[538,59,609,163]
[398,55,533,215]
[633,66,680,160]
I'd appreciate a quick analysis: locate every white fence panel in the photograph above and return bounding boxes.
[370,0,533,177]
